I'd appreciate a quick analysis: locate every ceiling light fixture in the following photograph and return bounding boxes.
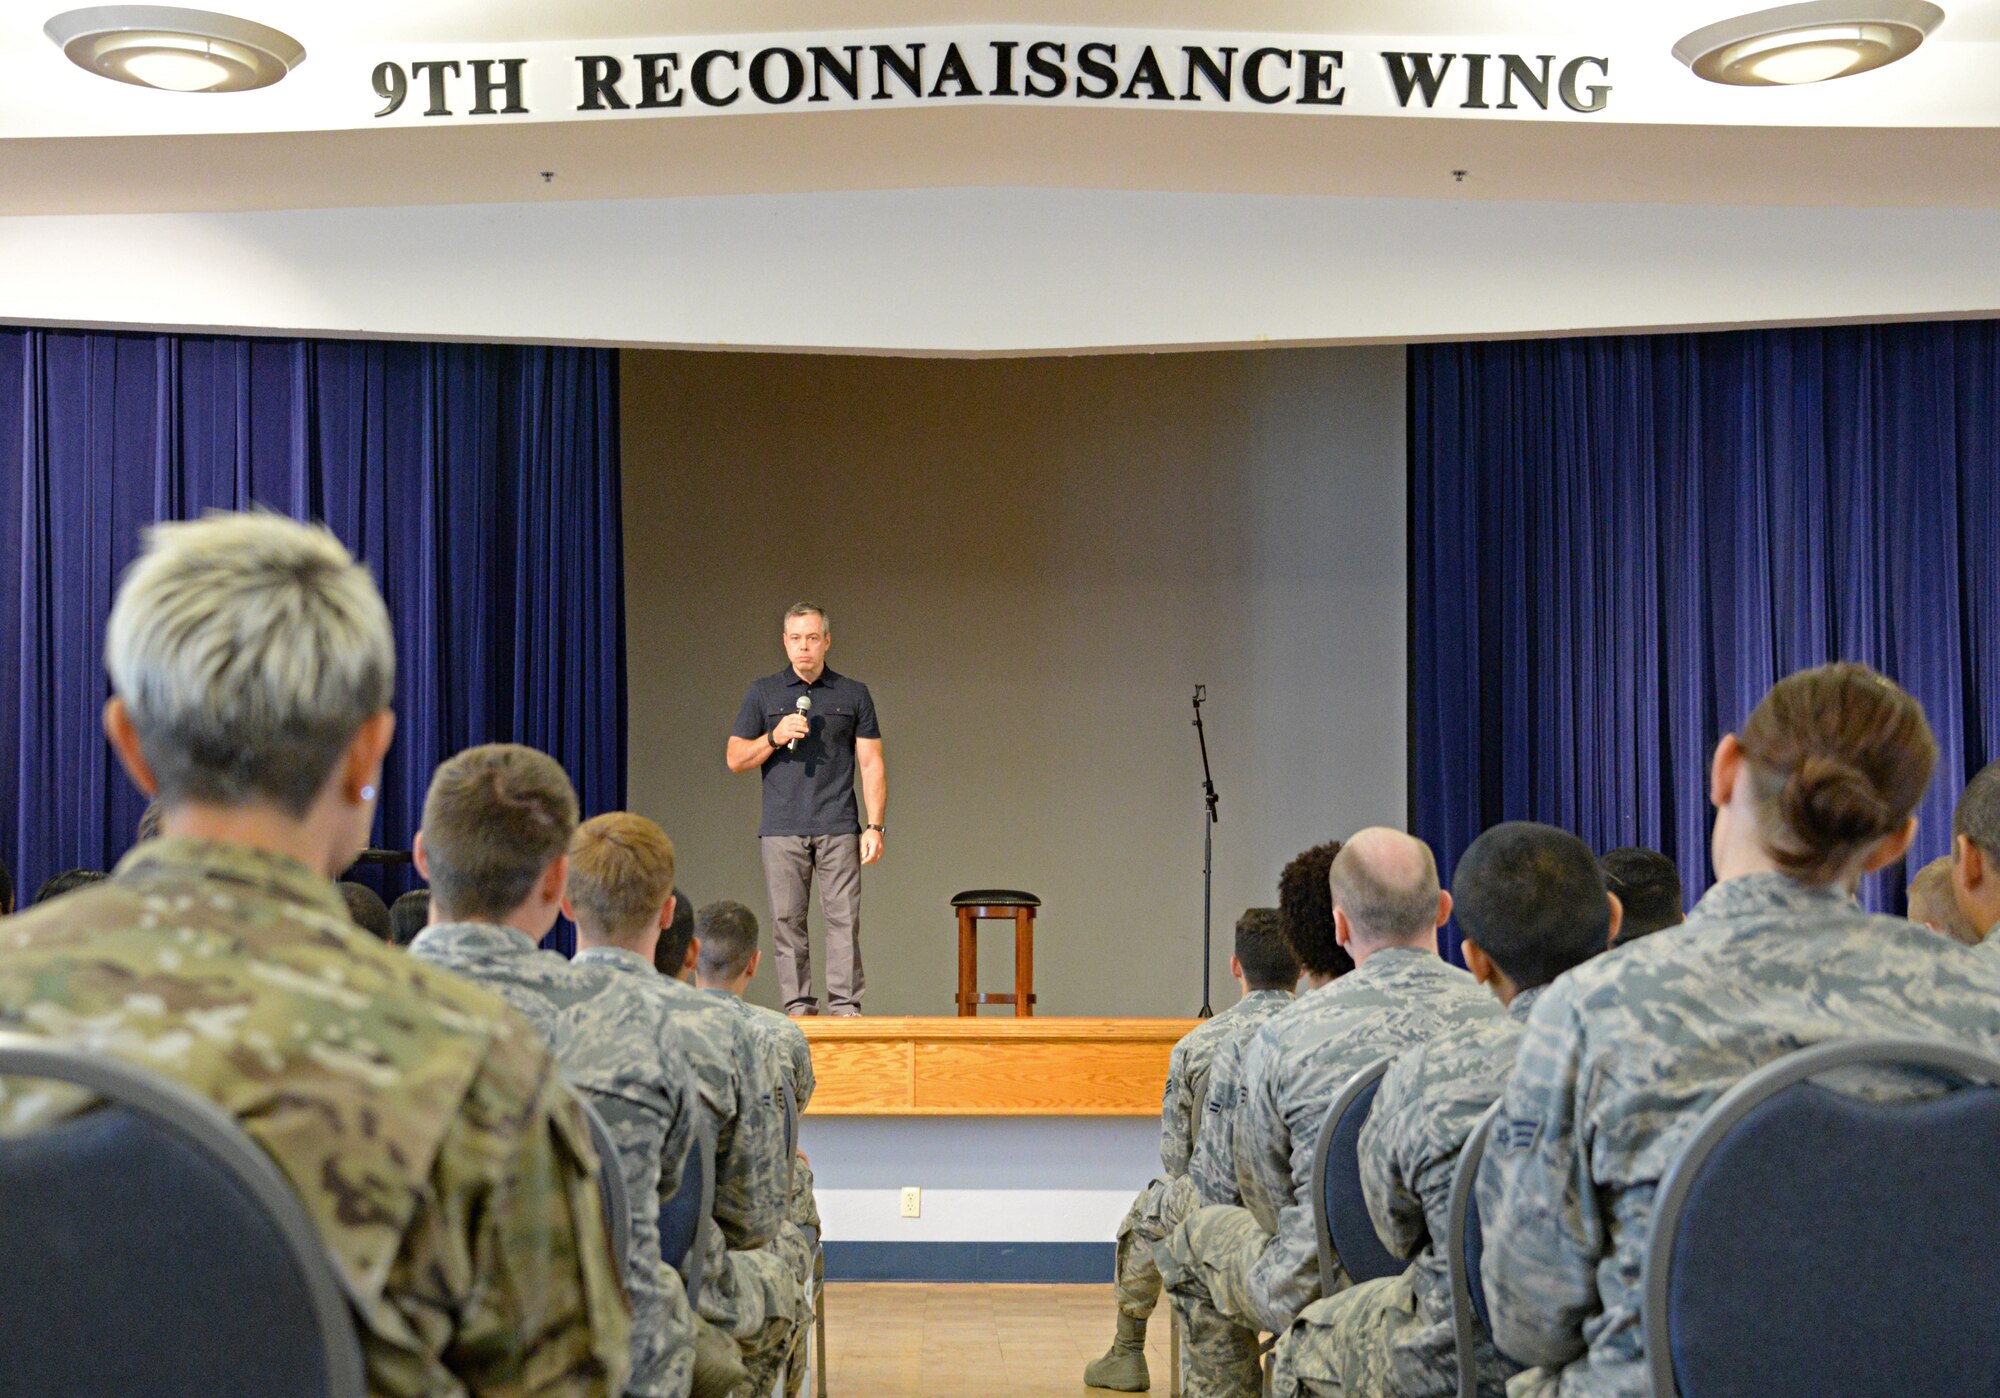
[1674,0,1943,85]
[45,6,305,93]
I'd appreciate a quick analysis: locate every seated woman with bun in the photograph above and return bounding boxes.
[1475,662,2000,1398]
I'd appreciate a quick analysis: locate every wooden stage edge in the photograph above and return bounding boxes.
[797,1016,1200,1116]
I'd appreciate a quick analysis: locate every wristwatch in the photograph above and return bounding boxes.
[866,823,886,833]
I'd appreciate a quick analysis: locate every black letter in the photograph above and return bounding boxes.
[1498,54,1553,110]
[809,46,861,101]
[1181,46,1235,101]
[1297,50,1343,105]
[1381,51,1454,108]
[1559,56,1610,113]
[1243,47,1291,104]
[1076,42,1117,99]
[871,43,925,99]
[372,61,407,117]
[691,49,740,106]
[929,43,982,97]
[636,53,682,108]
[1024,41,1067,98]
[577,56,627,111]
[1461,53,1491,109]
[1121,46,1173,100]
[990,40,1019,97]
[469,57,526,115]
[409,60,459,117]
[750,47,805,104]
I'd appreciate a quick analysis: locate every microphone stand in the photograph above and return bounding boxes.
[1192,685,1219,1018]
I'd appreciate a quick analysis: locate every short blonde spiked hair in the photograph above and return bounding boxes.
[105,511,394,817]
[567,812,677,942]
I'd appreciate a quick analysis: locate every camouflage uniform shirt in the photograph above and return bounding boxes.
[1350,984,1538,1397]
[0,839,630,1397]
[1477,873,2000,1398]
[703,988,815,1115]
[409,922,701,1398]
[1232,947,1500,1333]
[1165,989,1293,1180]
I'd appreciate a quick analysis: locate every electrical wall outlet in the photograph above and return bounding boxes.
[899,1186,922,1218]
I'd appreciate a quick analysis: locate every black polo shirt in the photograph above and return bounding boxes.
[732,665,882,837]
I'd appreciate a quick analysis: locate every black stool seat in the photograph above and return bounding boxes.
[951,889,1040,907]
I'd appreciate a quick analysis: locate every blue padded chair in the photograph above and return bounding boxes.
[0,1031,366,1397]
[1311,1055,1402,1293]
[659,1127,716,1306]
[1642,1037,2000,1398]
[1446,1101,1505,1398]
[572,1090,632,1278]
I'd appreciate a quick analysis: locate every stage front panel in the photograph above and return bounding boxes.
[799,1016,1200,1116]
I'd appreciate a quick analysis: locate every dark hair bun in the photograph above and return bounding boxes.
[1780,754,1892,850]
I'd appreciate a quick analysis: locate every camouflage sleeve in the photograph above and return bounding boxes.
[792,1035,816,1113]
[658,1059,697,1203]
[711,1026,787,1252]
[1474,986,1603,1370]
[1159,1040,1197,1178]
[1358,1049,1430,1261]
[1239,1043,1330,1334]
[414,1027,632,1396]
[1189,1038,1245,1206]
[1234,1030,1290,1238]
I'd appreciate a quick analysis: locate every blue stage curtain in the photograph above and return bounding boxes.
[1412,322,2000,960]
[0,330,625,952]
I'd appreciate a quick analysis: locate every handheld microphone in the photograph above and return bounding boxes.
[789,694,812,750]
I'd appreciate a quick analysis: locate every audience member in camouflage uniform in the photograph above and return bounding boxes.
[1083,907,1299,1392]
[564,818,809,1398]
[1481,664,2000,1398]
[1951,759,2000,950]
[0,514,629,1396]
[409,757,721,1398]
[1273,823,1615,1398]
[1161,830,1501,1398]
[694,898,826,1397]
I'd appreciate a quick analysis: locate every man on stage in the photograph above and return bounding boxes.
[727,602,886,1017]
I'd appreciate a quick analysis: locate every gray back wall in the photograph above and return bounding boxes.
[621,346,1406,1017]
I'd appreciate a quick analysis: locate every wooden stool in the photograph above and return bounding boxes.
[951,890,1040,1016]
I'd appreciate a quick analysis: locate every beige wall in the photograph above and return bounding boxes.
[621,346,1406,1017]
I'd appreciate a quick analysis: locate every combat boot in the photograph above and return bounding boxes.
[1084,1311,1151,1391]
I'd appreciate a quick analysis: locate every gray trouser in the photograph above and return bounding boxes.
[760,833,863,1012]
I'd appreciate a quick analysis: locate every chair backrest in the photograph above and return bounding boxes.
[659,1127,716,1305]
[1447,1101,1505,1398]
[1311,1055,1401,1293]
[0,1032,366,1398]
[1642,1036,2000,1398]
[572,1091,631,1278]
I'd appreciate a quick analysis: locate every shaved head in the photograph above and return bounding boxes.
[1910,855,1982,946]
[1330,828,1444,947]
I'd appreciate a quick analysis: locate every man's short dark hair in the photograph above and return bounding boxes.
[1234,907,1299,990]
[697,900,762,981]
[654,886,696,976]
[1954,760,2000,862]
[135,799,164,844]
[1278,841,1352,979]
[337,881,394,942]
[1599,846,1685,943]
[1453,822,1610,988]
[419,743,578,923]
[34,868,105,904]
[388,889,430,946]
